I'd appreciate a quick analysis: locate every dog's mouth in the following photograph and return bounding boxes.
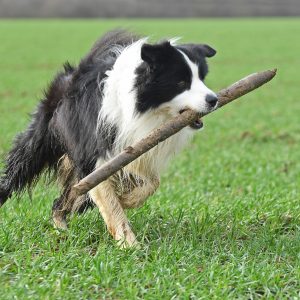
[190,117,203,130]
[179,110,203,130]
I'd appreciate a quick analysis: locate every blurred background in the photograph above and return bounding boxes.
[0,0,300,18]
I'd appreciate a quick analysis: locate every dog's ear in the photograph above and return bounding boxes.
[200,44,217,58]
[141,42,172,66]
[177,43,217,58]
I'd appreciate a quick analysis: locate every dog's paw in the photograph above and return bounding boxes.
[52,211,68,230]
[117,237,140,249]
[115,226,139,249]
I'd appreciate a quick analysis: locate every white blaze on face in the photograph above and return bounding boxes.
[161,50,217,115]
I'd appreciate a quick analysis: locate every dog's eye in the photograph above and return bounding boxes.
[177,81,187,88]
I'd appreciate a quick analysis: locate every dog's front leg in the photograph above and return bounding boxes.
[120,176,160,209]
[89,180,137,248]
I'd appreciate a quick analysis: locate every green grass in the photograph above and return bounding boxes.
[0,18,300,299]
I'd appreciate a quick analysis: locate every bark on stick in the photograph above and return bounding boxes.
[73,69,277,196]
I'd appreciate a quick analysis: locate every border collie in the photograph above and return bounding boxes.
[0,30,217,247]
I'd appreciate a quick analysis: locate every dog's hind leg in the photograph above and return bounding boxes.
[89,180,137,248]
[52,155,76,229]
[52,192,92,229]
[52,196,69,230]
[52,155,95,229]
[51,167,82,230]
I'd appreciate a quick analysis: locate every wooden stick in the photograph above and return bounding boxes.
[73,69,277,196]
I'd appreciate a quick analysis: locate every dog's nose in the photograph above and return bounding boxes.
[205,94,218,108]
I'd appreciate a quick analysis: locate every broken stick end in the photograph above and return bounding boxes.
[271,68,277,75]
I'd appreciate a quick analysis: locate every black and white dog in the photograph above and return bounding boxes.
[0,30,217,246]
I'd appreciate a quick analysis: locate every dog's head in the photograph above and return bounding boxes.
[135,41,217,129]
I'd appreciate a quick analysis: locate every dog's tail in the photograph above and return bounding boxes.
[0,63,75,206]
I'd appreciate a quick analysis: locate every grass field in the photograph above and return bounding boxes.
[0,19,299,299]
